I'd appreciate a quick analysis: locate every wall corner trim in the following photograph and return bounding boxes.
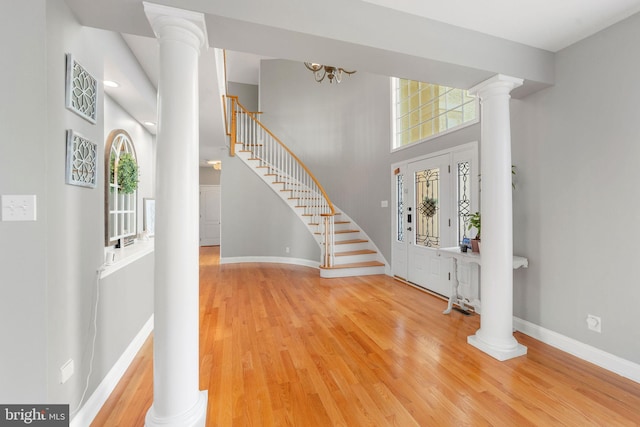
[514,317,640,384]
[70,315,154,427]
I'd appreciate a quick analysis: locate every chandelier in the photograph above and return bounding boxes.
[304,62,356,84]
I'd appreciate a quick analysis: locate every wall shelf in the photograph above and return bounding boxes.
[100,239,154,279]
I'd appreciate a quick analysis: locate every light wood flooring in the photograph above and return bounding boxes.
[93,246,640,426]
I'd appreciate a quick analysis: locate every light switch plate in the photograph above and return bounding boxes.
[2,195,37,221]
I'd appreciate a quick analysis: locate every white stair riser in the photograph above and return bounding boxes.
[333,232,361,242]
[334,242,369,252]
[320,266,386,278]
[334,253,378,264]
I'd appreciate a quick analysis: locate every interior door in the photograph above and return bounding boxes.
[199,185,221,246]
[406,155,453,297]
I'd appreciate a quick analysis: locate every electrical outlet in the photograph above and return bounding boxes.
[586,314,601,333]
[60,359,74,384]
[2,195,37,221]
[285,247,290,254]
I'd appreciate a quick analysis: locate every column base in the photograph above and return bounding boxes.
[467,334,527,361]
[145,390,208,427]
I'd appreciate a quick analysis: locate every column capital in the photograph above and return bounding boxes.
[468,74,523,99]
[144,2,208,53]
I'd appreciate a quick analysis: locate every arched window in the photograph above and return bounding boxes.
[105,129,138,247]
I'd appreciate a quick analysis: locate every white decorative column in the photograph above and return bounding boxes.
[467,74,526,361]
[144,3,208,426]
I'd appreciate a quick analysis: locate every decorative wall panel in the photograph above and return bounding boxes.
[66,130,97,188]
[65,54,97,124]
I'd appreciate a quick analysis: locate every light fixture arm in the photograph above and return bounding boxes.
[304,62,356,84]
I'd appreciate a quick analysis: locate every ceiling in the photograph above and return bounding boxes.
[362,0,640,52]
[74,0,640,166]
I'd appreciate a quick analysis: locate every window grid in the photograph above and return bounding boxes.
[108,133,137,244]
[393,78,477,149]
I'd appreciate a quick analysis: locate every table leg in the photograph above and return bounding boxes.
[443,257,458,314]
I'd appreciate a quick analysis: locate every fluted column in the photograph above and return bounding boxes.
[467,74,526,361]
[144,3,208,425]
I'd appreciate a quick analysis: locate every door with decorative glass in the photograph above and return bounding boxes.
[392,145,478,298]
[405,155,453,296]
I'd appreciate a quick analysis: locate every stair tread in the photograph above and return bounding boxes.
[309,218,346,226]
[315,229,358,235]
[335,239,368,245]
[335,250,377,256]
[320,261,384,270]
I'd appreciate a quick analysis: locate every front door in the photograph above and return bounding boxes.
[405,155,453,296]
[392,144,479,299]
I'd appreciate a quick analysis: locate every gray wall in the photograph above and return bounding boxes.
[228,82,258,111]
[221,153,319,260]
[228,11,640,367]
[0,0,155,407]
[511,12,640,363]
[0,0,48,403]
[199,166,221,185]
[256,59,480,263]
[222,79,320,262]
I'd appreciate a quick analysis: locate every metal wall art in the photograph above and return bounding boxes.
[66,130,98,188]
[65,54,97,124]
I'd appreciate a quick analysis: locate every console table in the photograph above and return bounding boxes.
[438,247,528,315]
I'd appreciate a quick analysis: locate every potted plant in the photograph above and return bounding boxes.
[467,211,481,253]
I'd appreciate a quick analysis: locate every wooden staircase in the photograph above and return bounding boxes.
[226,95,386,278]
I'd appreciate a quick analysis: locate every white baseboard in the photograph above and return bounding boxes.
[514,317,640,384]
[70,315,154,427]
[220,256,319,269]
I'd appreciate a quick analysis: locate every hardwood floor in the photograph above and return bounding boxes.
[92,246,640,426]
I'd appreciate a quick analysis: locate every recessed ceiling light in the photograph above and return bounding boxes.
[143,121,156,126]
[103,80,119,88]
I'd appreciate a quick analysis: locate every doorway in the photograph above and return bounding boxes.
[391,143,478,297]
[200,185,221,246]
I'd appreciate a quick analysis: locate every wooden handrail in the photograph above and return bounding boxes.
[224,93,337,266]
[232,97,336,216]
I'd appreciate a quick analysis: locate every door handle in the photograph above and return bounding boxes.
[407,227,412,231]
